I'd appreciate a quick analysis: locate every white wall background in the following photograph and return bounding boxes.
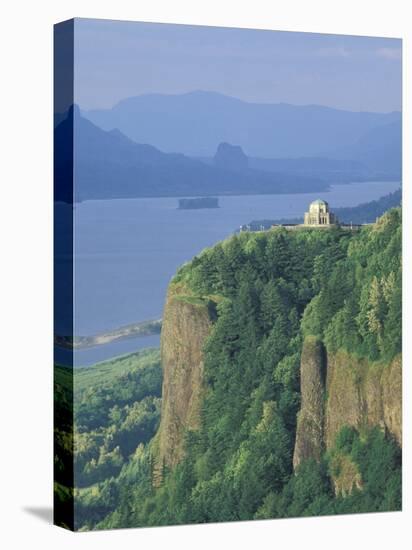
[0,1,410,548]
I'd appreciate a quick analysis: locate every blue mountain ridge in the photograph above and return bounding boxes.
[54,106,328,202]
[84,90,401,159]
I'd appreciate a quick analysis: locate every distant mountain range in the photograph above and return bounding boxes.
[54,92,402,202]
[83,90,401,163]
[324,119,401,176]
[54,106,329,202]
[198,152,374,183]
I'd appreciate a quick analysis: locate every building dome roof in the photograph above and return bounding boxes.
[308,198,329,215]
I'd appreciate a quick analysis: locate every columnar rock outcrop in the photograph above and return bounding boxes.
[293,337,326,469]
[325,351,402,449]
[153,281,401,489]
[293,336,402,471]
[153,283,214,483]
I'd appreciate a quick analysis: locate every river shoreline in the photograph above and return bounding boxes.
[55,319,162,350]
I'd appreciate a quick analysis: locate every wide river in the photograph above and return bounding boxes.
[54,180,400,366]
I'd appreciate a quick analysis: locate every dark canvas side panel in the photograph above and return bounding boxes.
[53,18,74,532]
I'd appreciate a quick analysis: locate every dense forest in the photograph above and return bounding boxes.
[55,208,401,530]
[54,349,162,529]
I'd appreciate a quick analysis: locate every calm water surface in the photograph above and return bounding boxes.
[54,180,399,366]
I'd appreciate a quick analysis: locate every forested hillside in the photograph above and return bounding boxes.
[56,208,401,530]
[54,349,162,530]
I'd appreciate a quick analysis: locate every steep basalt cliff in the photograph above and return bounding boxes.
[325,350,401,448]
[155,294,402,485]
[146,209,400,515]
[293,337,326,469]
[293,337,402,471]
[153,283,215,482]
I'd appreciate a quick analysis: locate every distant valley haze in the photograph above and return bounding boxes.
[54,88,402,203]
[55,19,402,202]
[55,105,328,202]
[83,90,401,158]
[53,90,401,202]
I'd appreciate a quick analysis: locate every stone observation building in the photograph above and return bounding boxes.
[303,199,338,226]
[240,198,366,233]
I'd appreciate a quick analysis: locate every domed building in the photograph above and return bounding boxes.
[303,199,338,226]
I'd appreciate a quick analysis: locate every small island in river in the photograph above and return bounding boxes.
[178,197,219,209]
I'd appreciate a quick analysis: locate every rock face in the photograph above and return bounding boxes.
[214,142,249,172]
[293,337,326,469]
[293,337,402,470]
[154,281,401,487]
[153,283,214,482]
[325,351,402,449]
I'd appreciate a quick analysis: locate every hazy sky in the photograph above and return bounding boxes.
[73,18,402,113]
